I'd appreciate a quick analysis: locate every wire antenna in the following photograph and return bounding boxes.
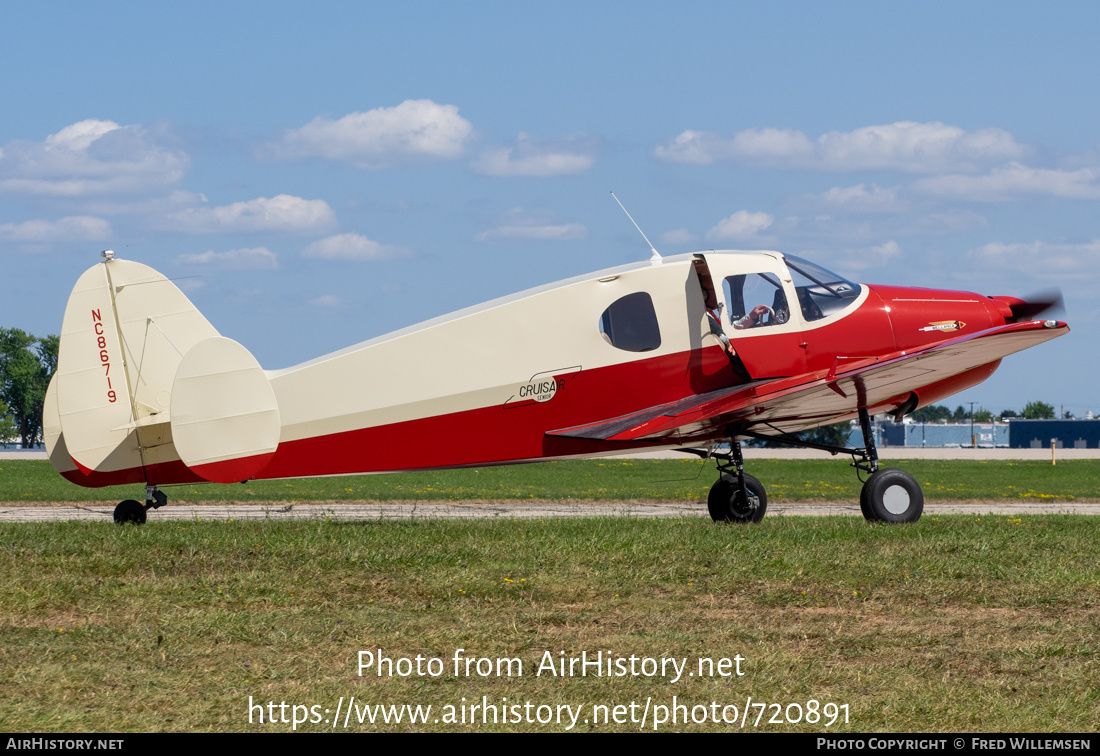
[610,191,662,265]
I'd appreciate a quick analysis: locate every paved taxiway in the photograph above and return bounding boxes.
[2,499,1097,523]
[2,448,1095,522]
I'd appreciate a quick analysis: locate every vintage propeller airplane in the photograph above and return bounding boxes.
[45,246,1066,525]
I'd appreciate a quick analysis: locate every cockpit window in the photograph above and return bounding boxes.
[723,273,791,329]
[599,292,661,352]
[783,254,862,322]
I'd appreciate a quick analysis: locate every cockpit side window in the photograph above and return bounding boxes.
[598,292,661,352]
[722,273,791,329]
[783,255,862,322]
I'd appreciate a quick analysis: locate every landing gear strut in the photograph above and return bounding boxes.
[706,441,768,523]
[113,485,168,525]
[851,407,924,523]
[693,407,924,524]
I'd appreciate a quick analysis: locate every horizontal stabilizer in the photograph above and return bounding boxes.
[170,336,280,483]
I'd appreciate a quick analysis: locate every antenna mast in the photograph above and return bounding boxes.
[610,191,662,265]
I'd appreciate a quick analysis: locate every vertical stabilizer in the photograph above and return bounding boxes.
[56,264,143,476]
[42,374,82,479]
[54,258,220,481]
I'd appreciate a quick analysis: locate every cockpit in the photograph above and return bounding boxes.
[721,254,862,329]
[593,251,864,358]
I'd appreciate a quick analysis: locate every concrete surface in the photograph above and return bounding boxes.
[3,446,1092,522]
[1,499,1096,522]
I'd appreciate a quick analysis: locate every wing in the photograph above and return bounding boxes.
[548,320,1068,443]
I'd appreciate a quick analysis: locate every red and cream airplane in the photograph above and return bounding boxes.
[45,248,1066,525]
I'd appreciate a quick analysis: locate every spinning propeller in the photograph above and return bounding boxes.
[994,288,1065,323]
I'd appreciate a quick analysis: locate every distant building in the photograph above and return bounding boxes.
[1007,419,1100,449]
[877,420,1008,448]
[868,417,1100,448]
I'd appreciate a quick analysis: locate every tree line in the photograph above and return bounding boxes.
[909,401,1060,423]
[0,329,58,448]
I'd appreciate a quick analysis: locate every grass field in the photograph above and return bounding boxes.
[1,458,1097,503]
[2,458,1097,733]
[2,515,1099,732]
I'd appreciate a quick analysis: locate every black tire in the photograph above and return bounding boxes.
[861,469,923,523]
[859,484,874,521]
[113,499,147,525]
[708,473,767,523]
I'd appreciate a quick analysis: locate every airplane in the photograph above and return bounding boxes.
[44,247,1067,525]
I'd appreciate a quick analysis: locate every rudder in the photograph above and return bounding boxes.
[53,258,220,484]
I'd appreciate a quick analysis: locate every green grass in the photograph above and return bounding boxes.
[2,515,1098,732]
[1,458,1097,503]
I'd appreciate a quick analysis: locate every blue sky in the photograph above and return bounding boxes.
[2,1,1097,416]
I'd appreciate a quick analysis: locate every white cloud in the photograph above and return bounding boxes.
[660,228,696,245]
[475,208,587,242]
[302,232,408,261]
[656,121,1025,173]
[475,223,587,241]
[918,209,988,234]
[267,99,473,168]
[817,183,903,212]
[913,163,1100,201]
[812,240,905,276]
[969,239,1100,274]
[175,247,278,269]
[0,215,112,242]
[655,128,813,165]
[310,294,342,308]
[75,189,210,218]
[0,119,189,195]
[471,132,597,176]
[165,194,337,234]
[706,210,774,241]
[770,209,987,250]
[47,120,119,151]
[871,239,902,262]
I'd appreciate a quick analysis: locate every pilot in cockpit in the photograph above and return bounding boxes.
[732,289,790,329]
[732,304,773,329]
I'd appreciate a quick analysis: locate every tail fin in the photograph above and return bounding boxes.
[52,258,279,486]
[43,373,83,482]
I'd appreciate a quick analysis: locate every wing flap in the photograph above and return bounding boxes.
[549,320,1068,442]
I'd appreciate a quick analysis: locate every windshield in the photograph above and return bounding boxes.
[783,254,862,322]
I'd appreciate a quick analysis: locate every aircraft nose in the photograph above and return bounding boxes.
[868,284,1006,352]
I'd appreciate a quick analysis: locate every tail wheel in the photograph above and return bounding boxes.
[861,469,924,523]
[708,473,768,523]
[113,499,147,525]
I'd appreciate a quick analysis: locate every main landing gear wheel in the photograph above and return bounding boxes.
[860,469,924,523]
[858,485,872,520]
[113,499,147,525]
[708,473,768,523]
